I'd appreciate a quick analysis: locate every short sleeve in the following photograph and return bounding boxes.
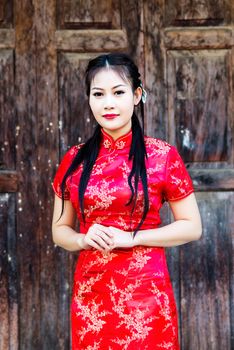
[52,145,81,200]
[164,146,194,202]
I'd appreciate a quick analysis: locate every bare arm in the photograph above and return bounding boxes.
[52,195,114,252]
[52,192,202,251]
[51,195,87,251]
[133,193,202,247]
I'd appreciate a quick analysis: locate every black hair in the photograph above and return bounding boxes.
[60,53,149,237]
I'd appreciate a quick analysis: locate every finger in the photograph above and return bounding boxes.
[93,235,112,251]
[94,224,113,238]
[86,232,112,251]
[95,231,114,245]
[85,237,105,251]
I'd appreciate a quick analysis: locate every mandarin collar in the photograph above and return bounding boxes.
[101,128,132,150]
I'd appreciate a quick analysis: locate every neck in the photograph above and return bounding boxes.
[102,124,132,141]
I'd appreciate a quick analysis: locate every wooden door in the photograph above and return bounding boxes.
[0,1,233,349]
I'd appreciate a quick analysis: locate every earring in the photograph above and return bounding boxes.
[140,83,147,104]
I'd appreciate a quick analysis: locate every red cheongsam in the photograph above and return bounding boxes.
[52,128,194,350]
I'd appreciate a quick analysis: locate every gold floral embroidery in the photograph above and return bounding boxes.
[86,341,102,350]
[150,281,174,334]
[157,341,175,349]
[145,138,171,157]
[83,250,118,274]
[119,161,131,180]
[74,298,111,341]
[116,216,129,230]
[76,273,104,300]
[84,179,118,217]
[103,139,112,149]
[116,140,126,149]
[93,215,110,224]
[108,277,156,349]
[116,247,152,277]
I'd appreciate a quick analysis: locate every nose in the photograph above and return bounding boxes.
[104,94,115,109]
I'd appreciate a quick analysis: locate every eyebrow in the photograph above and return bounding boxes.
[91,84,126,90]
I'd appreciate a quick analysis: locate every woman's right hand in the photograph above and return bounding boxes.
[80,223,114,252]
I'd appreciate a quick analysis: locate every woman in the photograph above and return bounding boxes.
[52,53,202,350]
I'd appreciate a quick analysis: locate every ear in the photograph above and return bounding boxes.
[133,86,142,106]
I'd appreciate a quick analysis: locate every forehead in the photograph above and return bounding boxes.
[90,68,131,88]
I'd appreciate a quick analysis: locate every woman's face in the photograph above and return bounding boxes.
[89,68,142,140]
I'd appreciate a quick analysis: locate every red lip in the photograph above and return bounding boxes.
[103,114,119,119]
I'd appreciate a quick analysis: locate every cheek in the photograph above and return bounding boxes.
[89,98,98,114]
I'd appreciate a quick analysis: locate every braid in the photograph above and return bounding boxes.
[59,53,149,234]
[59,125,102,221]
[127,113,149,237]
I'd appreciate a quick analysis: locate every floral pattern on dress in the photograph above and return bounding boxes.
[52,127,194,349]
[108,277,157,349]
[116,247,152,277]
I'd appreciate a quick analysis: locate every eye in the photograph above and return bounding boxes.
[115,90,125,95]
[93,92,103,97]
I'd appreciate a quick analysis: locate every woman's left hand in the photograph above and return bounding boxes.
[108,226,134,249]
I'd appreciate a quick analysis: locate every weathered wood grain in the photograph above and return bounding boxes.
[0,0,13,29]
[0,195,10,350]
[35,0,72,348]
[167,49,231,163]
[15,1,41,349]
[0,49,15,170]
[57,0,121,29]
[0,29,14,48]
[180,192,233,350]
[164,0,231,26]
[55,29,128,52]
[191,169,234,190]
[143,0,166,140]
[0,194,18,350]
[58,52,99,152]
[0,171,18,192]
[164,28,233,49]
[121,0,144,72]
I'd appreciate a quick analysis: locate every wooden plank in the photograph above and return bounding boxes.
[167,49,232,163]
[180,192,232,350]
[14,1,41,348]
[58,52,98,153]
[6,194,18,350]
[35,0,73,348]
[164,0,232,26]
[0,29,14,48]
[55,29,128,51]
[143,0,167,140]
[57,0,121,29]
[0,171,18,192]
[0,195,10,350]
[0,194,18,350]
[164,27,233,49]
[121,0,144,72]
[0,49,15,170]
[0,0,13,29]
[190,169,234,191]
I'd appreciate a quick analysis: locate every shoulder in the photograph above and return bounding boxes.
[58,143,84,167]
[63,143,84,157]
[144,135,173,158]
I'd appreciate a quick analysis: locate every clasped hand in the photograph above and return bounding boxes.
[80,224,135,252]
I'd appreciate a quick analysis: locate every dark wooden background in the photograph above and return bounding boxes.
[0,1,233,349]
